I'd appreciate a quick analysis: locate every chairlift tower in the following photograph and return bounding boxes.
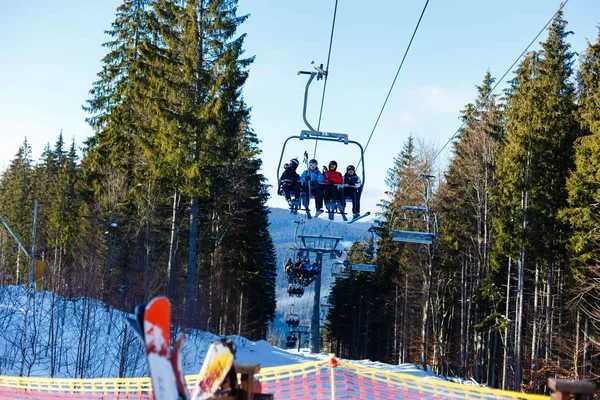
[294,234,342,353]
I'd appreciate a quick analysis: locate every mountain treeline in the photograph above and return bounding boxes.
[324,14,600,392]
[0,0,276,341]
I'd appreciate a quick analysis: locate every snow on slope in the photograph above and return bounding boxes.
[0,285,446,384]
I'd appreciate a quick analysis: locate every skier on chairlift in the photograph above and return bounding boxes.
[279,158,301,209]
[323,160,343,212]
[300,158,324,213]
[343,165,362,219]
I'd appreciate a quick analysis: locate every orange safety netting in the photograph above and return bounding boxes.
[0,359,550,400]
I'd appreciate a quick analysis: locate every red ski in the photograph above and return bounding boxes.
[144,296,180,400]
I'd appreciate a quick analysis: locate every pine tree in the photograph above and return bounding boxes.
[30,133,81,293]
[493,11,578,390]
[324,237,376,359]
[0,138,34,284]
[438,71,503,383]
[561,29,600,378]
[82,0,162,306]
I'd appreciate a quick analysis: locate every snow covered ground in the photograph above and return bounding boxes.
[0,285,454,386]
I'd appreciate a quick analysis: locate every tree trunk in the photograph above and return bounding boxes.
[402,272,409,364]
[531,262,540,392]
[515,160,529,390]
[545,259,552,361]
[583,316,589,376]
[574,308,580,379]
[395,282,400,364]
[187,196,198,325]
[502,257,511,390]
[421,250,433,371]
[167,190,179,298]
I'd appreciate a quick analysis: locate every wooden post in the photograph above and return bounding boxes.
[548,378,596,400]
[223,363,273,400]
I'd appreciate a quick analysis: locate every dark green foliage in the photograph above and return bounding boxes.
[4,3,600,389]
[437,71,503,382]
[324,237,377,359]
[562,30,600,325]
[0,139,34,284]
[0,0,276,341]
[491,11,579,390]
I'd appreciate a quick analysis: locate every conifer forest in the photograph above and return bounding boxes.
[1,0,600,394]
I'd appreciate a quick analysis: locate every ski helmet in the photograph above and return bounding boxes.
[329,160,338,169]
[309,159,318,166]
[289,158,299,169]
[346,165,355,172]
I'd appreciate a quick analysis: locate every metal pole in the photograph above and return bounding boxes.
[0,215,29,257]
[29,200,38,290]
[311,252,323,353]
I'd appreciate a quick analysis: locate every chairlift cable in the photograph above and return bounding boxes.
[357,0,571,239]
[358,0,431,169]
[319,220,333,236]
[313,0,340,159]
[402,0,571,197]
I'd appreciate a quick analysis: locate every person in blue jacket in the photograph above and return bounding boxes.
[300,159,324,212]
[343,165,362,219]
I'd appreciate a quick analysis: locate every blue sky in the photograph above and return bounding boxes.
[1,0,599,215]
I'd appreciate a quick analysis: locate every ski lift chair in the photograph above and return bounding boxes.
[286,314,300,328]
[333,259,376,273]
[348,263,377,273]
[286,335,298,348]
[285,304,300,327]
[276,64,367,221]
[298,235,342,252]
[390,174,438,245]
[390,205,438,245]
[287,283,304,298]
[331,266,350,279]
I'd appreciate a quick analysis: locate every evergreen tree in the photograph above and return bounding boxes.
[81,0,276,337]
[493,11,578,390]
[330,136,435,365]
[438,71,503,383]
[561,29,600,378]
[82,0,161,306]
[0,138,34,284]
[30,133,81,293]
[324,237,376,359]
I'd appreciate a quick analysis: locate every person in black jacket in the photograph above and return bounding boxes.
[343,165,362,218]
[279,158,301,205]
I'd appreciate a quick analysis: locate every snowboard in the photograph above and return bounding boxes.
[190,338,237,400]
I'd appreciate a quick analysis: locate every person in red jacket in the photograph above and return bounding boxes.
[322,160,343,212]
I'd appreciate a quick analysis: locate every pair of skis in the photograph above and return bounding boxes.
[324,200,345,221]
[290,199,369,223]
[348,211,371,224]
[289,199,317,219]
[288,199,301,215]
[125,296,237,400]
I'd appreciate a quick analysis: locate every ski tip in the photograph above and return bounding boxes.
[135,302,147,318]
[134,302,147,333]
[217,337,237,355]
[125,316,145,341]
